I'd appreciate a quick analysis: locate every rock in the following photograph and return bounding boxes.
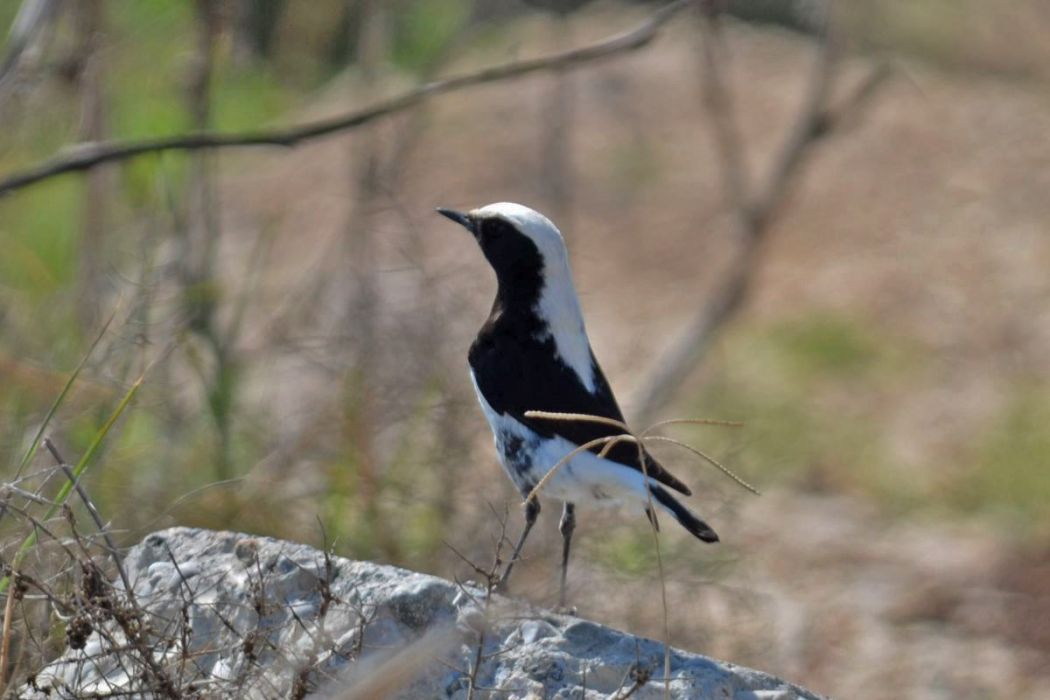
[22,527,824,699]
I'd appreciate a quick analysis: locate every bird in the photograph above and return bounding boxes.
[437,202,718,607]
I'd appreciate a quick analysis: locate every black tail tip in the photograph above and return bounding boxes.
[679,514,720,543]
[697,526,719,544]
[685,517,719,542]
[649,483,720,543]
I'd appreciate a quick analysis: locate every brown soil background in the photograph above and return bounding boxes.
[205,13,1050,698]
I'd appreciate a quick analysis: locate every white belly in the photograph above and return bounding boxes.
[469,370,653,511]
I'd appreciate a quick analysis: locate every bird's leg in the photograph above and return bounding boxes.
[558,502,576,610]
[498,497,540,590]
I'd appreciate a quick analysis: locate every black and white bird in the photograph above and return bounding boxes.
[438,202,718,605]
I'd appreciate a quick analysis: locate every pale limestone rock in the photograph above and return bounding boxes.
[24,527,824,699]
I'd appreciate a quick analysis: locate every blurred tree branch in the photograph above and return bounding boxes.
[0,0,62,94]
[183,0,237,490]
[632,2,891,424]
[0,0,689,200]
[340,0,385,558]
[71,0,109,330]
[538,13,577,242]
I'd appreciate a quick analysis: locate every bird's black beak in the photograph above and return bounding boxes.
[436,207,476,236]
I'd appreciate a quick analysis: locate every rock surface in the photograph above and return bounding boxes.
[24,527,823,699]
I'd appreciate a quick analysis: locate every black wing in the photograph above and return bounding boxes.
[469,323,691,496]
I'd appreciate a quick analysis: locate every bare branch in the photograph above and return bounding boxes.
[631,4,889,424]
[0,0,689,199]
[696,9,752,220]
[0,0,62,92]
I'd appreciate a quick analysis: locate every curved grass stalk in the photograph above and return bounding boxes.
[644,435,759,495]
[8,307,117,483]
[524,410,629,432]
[640,417,744,432]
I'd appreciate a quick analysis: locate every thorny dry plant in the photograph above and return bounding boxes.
[0,457,691,699]
[443,507,509,700]
[0,396,396,699]
[0,469,176,696]
[0,470,388,698]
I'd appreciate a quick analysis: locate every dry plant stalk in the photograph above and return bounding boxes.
[522,408,754,698]
[0,571,16,691]
[523,410,757,502]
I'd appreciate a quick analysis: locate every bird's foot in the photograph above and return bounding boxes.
[491,571,512,597]
[494,557,520,594]
[554,603,578,616]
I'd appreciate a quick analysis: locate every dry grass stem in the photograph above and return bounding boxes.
[641,418,744,431]
[644,435,759,495]
[524,410,630,432]
[0,569,16,692]
[523,410,755,497]
[524,406,752,696]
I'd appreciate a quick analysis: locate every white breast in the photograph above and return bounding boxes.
[469,369,654,512]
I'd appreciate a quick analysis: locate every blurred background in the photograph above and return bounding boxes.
[0,0,1048,698]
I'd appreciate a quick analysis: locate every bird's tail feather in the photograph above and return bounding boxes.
[648,484,719,543]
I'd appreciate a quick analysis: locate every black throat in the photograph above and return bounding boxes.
[474,217,547,331]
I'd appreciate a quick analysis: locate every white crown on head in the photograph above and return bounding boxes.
[472,202,569,263]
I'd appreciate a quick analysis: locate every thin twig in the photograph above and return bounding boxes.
[43,438,136,594]
[0,484,58,507]
[64,515,181,699]
[0,0,689,199]
[465,623,486,700]
[612,662,653,700]
[443,541,494,582]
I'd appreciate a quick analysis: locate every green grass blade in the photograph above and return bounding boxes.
[9,308,118,481]
[0,372,144,596]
